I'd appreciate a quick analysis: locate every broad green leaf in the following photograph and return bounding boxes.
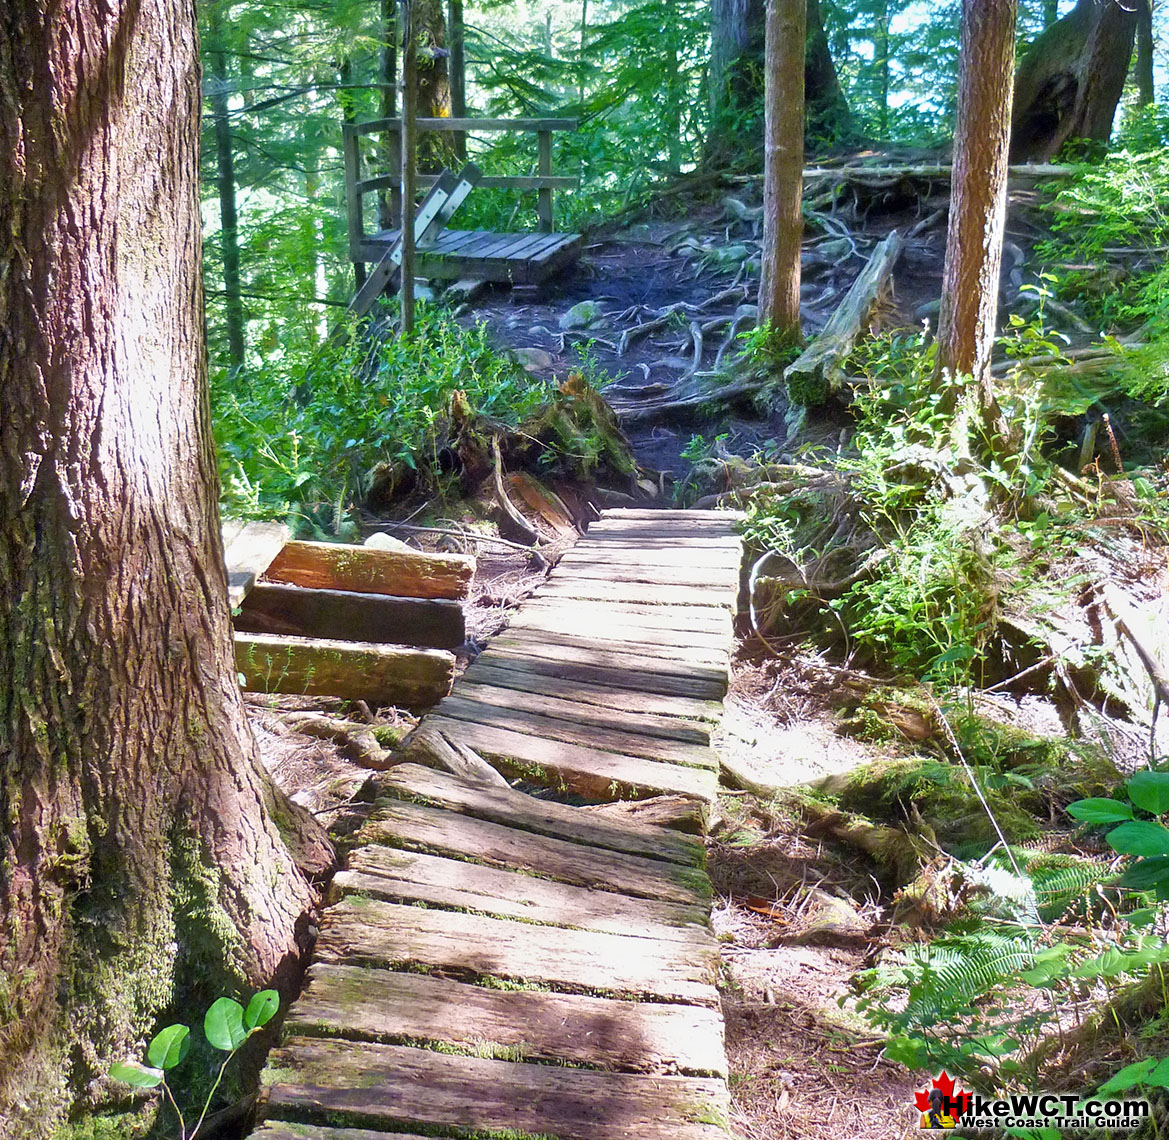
[1125,907,1158,928]
[110,1060,164,1088]
[147,1024,190,1070]
[1119,856,1169,890]
[1097,1057,1157,1095]
[1145,1057,1169,1089]
[204,997,248,1052]
[1129,771,1169,815]
[244,990,280,1030]
[1066,798,1133,824]
[1108,820,1169,857]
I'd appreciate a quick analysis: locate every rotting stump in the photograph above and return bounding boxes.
[252,508,745,1140]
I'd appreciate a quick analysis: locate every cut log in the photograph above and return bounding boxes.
[263,539,475,601]
[222,519,289,608]
[234,582,465,650]
[234,633,454,708]
[784,230,904,406]
[580,796,708,836]
[285,962,727,1076]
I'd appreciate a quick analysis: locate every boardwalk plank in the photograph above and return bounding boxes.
[265,1038,730,1140]
[356,797,710,902]
[336,846,709,938]
[285,963,728,1076]
[551,561,740,587]
[517,597,733,635]
[315,899,720,1003]
[535,578,739,609]
[426,716,720,800]
[370,764,705,864]
[505,610,732,652]
[435,695,718,768]
[492,630,729,669]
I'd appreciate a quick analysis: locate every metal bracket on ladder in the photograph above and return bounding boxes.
[349,162,482,318]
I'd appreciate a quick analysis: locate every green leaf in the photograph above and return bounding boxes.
[244,990,280,1030]
[1108,820,1169,857]
[204,998,248,1051]
[1118,856,1169,890]
[1145,1057,1169,1089]
[1066,797,1133,824]
[1129,771,1169,815]
[109,1060,164,1088]
[147,1024,190,1070]
[1097,1057,1157,1095]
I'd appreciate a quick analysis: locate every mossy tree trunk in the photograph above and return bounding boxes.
[1134,0,1155,108]
[415,0,452,171]
[0,0,328,1133]
[935,0,1016,448]
[758,0,805,344]
[1011,0,1138,161]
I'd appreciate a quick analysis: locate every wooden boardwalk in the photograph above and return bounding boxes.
[254,509,743,1140]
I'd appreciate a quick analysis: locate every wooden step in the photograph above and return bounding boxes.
[493,628,730,669]
[223,519,289,608]
[336,846,709,939]
[548,561,741,588]
[285,963,728,1076]
[506,608,733,651]
[264,1037,730,1140]
[435,695,718,769]
[534,578,739,609]
[315,898,720,1004]
[356,797,711,903]
[518,597,733,634]
[370,764,705,864]
[425,715,720,801]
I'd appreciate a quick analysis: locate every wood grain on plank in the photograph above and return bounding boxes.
[356,796,710,901]
[435,695,718,770]
[253,1125,432,1140]
[551,561,740,588]
[560,545,743,567]
[263,540,475,601]
[234,634,453,707]
[534,578,739,609]
[506,609,732,652]
[286,962,728,1076]
[493,628,729,669]
[427,715,720,801]
[370,764,705,865]
[223,520,290,608]
[462,659,724,722]
[336,846,710,938]
[315,899,720,1003]
[518,597,733,635]
[265,1037,730,1140]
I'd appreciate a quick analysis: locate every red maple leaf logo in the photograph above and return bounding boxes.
[913,1072,969,1119]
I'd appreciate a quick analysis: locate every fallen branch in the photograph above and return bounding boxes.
[280,711,394,770]
[491,435,539,546]
[396,722,511,789]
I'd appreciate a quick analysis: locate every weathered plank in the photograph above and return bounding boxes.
[467,649,727,700]
[559,545,744,567]
[492,630,729,671]
[286,963,728,1076]
[454,680,712,744]
[370,764,705,865]
[254,1126,430,1140]
[599,509,745,523]
[223,520,290,608]
[264,540,475,601]
[519,597,734,634]
[461,659,724,722]
[336,846,709,938]
[507,608,733,652]
[356,797,710,901]
[234,634,453,707]
[534,578,739,610]
[264,1037,730,1140]
[435,695,718,769]
[315,899,720,1003]
[234,583,465,650]
[426,716,720,801]
[551,561,741,588]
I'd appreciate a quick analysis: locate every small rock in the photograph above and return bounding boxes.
[791,888,868,946]
[364,532,413,552]
[558,300,602,331]
[514,347,555,373]
[528,325,554,339]
[412,281,436,303]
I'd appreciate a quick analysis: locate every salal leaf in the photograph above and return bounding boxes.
[205,998,248,1052]
[110,1060,164,1088]
[244,990,280,1030]
[147,1024,190,1070]
[1066,798,1133,824]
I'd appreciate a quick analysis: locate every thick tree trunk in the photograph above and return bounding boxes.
[936,0,1016,442]
[207,1,246,371]
[759,0,805,343]
[415,0,451,171]
[1011,0,1138,161]
[804,0,851,143]
[448,0,466,159]
[0,0,327,1132]
[1135,0,1155,108]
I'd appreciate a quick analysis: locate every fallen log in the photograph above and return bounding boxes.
[395,722,513,790]
[783,230,904,407]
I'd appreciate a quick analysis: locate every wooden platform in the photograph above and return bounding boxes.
[360,227,582,285]
[255,509,744,1140]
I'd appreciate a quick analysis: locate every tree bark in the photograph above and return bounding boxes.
[1011,0,1138,161]
[1135,0,1155,108]
[0,0,328,1131]
[401,0,419,333]
[448,0,466,160]
[936,0,1016,441]
[759,0,805,343]
[415,0,451,171]
[207,0,246,371]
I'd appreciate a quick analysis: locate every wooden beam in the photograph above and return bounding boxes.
[263,540,474,600]
[537,129,554,232]
[357,173,579,194]
[355,116,578,135]
[234,633,454,707]
[222,519,289,609]
[234,582,465,649]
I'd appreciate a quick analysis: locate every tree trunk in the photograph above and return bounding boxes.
[401,0,419,333]
[804,0,852,143]
[1135,0,1155,108]
[0,0,328,1131]
[207,1,246,371]
[415,0,451,171]
[936,0,1016,443]
[378,0,398,230]
[448,0,466,160]
[1043,0,1059,25]
[759,0,805,344]
[1011,0,1138,161]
